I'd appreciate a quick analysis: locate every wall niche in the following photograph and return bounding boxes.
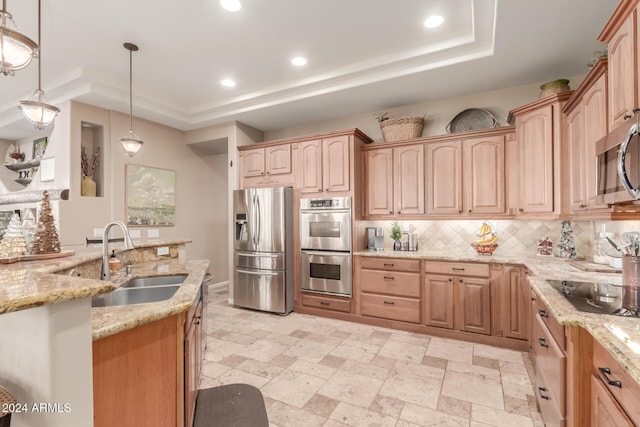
[81,122,104,197]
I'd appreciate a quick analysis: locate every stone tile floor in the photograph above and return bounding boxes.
[200,286,544,427]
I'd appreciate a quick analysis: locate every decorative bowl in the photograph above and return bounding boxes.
[471,243,498,255]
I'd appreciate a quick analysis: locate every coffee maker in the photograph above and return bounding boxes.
[366,227,385,251]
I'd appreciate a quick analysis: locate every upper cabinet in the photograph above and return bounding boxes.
[365,144,424,217]
[239,144,293,188]
[598,2,637,130]
[298,136,350,194]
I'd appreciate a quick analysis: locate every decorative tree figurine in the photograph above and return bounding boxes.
[557,220,577,258]
[0,213,28,257]
[33,191,61,254]
[21,209,37,255]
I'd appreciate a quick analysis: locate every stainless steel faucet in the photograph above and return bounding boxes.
[101,221,135,281]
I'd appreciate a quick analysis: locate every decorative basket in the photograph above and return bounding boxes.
[380,116,424,142]
[539,79,570,98]
[471,243,498,255]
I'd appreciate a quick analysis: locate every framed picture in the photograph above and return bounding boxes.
[125,164,176,226]
[33,137,48,159]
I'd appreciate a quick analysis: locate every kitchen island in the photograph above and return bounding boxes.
[0,241,209,427]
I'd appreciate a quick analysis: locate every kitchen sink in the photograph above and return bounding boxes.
[120,274,188,288]
[91,285,180,307]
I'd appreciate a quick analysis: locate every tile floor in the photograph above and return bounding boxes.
[200,287,544,427]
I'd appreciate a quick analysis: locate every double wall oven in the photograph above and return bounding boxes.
[300,197,352,297]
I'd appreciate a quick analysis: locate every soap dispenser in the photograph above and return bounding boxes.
[109,250,122,272]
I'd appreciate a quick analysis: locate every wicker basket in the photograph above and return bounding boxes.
[539,79,570,98]
[380,116,424,142]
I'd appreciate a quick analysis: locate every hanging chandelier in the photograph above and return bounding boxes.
[120,42,143,157]
[18,0,59,129]
[0,0,38,76]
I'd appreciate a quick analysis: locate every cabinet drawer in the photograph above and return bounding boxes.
[532,293,565,350]
[424,261,489,277]
[536,367,566,427]
[302,293,351,313]
[361,293,420,323]
[533,313,566,410]
[360,270,420,297]
[593,339,640,425]
[360,257,420,272]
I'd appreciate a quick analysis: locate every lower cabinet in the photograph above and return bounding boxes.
[302,292,352,313]
[424,261,491,335]
[591,375,634,427]
[491,264,529,341]
[185,296,203,427]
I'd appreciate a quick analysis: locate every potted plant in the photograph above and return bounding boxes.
[80,146,100,197]
[390,221,402,251]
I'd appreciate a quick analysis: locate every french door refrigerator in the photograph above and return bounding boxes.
[233,187,293,314]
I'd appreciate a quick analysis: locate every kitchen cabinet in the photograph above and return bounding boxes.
[424,261,491,335]
[598,2,637,131]
[508,93,571,218]
[490,264,528,341]
[298,135,350,194]
[239,144,293,188]
[365,144,424,216]
[301,292,352,313]
[426,135,506,216]
[359,257,421,323]
[592,338,640,425]
[184,296,203,427]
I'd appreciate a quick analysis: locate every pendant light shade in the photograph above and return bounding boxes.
[18,0,59,129]
[120,42,143,157]
[0,0,38,76]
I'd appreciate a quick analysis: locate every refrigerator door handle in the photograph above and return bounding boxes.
[256,193,261,246]
[236,268,278,276]
[251,192,258,247]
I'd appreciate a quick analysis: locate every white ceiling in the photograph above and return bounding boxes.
[0,0,619,140]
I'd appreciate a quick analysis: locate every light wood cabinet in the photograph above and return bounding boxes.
[184,297,203,427]
[490,264,528,341]
[584,71,609,209]
[301,292,352,313]
[591,375,635,427]
[426,136,505,216]
[240,144,293,188]
[424,261,491,335]
[298,136,350,194]
[365,144,424,216]
[567,106,587,212]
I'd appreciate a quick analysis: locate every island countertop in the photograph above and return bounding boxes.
[355,250,640,386]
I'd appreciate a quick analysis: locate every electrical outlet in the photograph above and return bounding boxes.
[148,229,160,238]
[93,228,103,237]
[402,222,410,232]
[129,229,141,239]
[157,264,170,273]
[157,246,169,256]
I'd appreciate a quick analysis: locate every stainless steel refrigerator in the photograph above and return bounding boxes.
[233,187,293,314]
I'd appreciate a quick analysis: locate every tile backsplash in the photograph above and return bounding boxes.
[360,219,640,258]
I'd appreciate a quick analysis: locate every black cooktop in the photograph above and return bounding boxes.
[545,279,640,317]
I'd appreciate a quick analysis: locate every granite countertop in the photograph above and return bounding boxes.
[355,250,640,386]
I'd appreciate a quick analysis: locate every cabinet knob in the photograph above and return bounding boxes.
[389,211,393,214]
[266,171,270,174]
[518,208,524,212]
[458,210,462,213]
[325,188,329,191]
[261,172,265,175]
[468,209,472,213]
[459,279,464,283]
[579,203,586,208]
[397,211,401,214]
[448,278,452,282]
[318,189,322,192]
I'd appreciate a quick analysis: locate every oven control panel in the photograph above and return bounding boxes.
[301,197,351,210]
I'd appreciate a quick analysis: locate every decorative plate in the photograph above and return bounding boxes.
[446,108,499,134]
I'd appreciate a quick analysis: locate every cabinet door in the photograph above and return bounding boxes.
[503,266,528,340]
[516,105,555,213]
[394,144,425,215]
[567,107,587,212]
[366,149,394,215]
[424,274,454,329]
[608,11,637,130]
[241,148,265,178]
[426,141,462,214]
[323,136,350,192]
[463,136,505,214]
[184,308,200,427]
[584,74,608,208]
[591,376,634,427]
[457,276,491,335]
[265,145,291,176]
[299,140,323,194]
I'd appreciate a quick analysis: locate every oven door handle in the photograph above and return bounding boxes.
[300,209,351,215]
[235,268,278,276]
[301,250,351,257]
[618,123,640,199]
[236,252,278,258]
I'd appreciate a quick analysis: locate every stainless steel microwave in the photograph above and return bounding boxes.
[596,122,640,204]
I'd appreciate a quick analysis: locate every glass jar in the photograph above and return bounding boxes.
[592,232,614,264]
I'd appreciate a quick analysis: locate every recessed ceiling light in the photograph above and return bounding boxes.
[220,0,242,12]
[291,57,307,67]
[221,79,236,87]
[424,15,444,29]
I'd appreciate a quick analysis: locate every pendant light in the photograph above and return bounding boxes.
[0,0,38,76]
[120,42,143,157]
[18,0,59,130]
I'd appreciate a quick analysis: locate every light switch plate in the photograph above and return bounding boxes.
[157,246,169,256]
[148,229,160,238]
[402,222,410,232]
[93,228,103,237]
[129,229,141,239]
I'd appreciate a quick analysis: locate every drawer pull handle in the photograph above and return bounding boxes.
[383,301,395,305]
[538,386,550,400]
[538,309,549,318]
[531,296,536,301]
[537,337,548,348]
[452,267,465,271]
[384,276,395,280]
[320,301,330,306]
[598,367,622,388]
[383,263,394,267]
